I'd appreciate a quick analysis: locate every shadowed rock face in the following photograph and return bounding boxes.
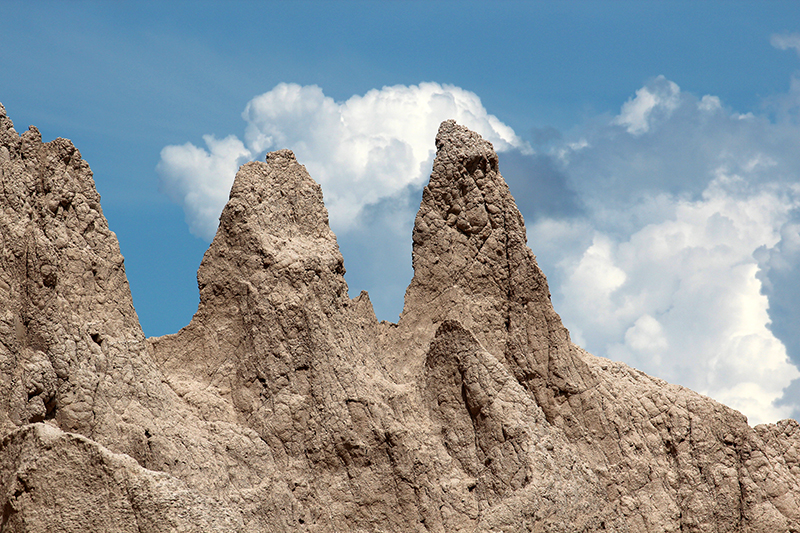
[1,105,800,532]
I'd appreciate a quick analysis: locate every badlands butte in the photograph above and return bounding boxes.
[0,102,799,533]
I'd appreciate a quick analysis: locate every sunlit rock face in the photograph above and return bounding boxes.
[1,103,800,532]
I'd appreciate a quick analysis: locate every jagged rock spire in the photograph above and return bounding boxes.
[196,149,347,310]
[397,120,586,395]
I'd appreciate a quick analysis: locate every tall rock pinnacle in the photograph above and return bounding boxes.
[404,119,539,356]
[2,105,800,532]
[397,120,589,398]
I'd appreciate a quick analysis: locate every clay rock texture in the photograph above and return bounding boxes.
[2,103,800,532]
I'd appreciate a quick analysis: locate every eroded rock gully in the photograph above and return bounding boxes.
[0,103,798,532]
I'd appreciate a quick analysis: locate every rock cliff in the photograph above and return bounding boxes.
[1,103,799,531]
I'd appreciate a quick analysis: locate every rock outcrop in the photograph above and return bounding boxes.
[1,103,800,531]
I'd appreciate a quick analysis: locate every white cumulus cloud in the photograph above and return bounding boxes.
[158,82,527,240]
[157,135,252,239]
[526,76,800,425]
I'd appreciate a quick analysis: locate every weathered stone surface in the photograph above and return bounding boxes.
[1,104,800,531]
[0,104,273,532]
[0,424,241,532]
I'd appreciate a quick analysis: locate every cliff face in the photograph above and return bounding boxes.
[1,103,799,532]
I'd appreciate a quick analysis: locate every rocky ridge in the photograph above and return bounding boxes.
[1,102,799,531]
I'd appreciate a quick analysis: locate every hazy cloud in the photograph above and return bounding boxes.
[529,125,562,146]
[756,222,800,376]
[771,33,800,57]
[547,178,799,423]
[499,149,582,219]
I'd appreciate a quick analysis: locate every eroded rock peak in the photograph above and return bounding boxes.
[2,107,800,533]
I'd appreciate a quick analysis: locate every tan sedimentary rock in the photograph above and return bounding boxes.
[1,103,800,531]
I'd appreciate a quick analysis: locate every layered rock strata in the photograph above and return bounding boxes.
[1,103,799,531]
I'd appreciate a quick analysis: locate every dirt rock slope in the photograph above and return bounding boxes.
[1,103,799,532]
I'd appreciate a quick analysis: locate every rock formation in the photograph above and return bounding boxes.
[1,102,799,531]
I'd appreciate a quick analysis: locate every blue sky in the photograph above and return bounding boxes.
[4,0,800,424]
